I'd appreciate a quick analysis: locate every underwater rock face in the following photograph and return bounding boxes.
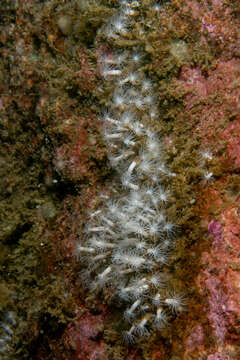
[63,308,109,360]
[62,0,240,358]
[177,43,240,360]
[183,206,240,360]
[1,0,240,358]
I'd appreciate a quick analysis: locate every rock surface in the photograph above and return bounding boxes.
[0,0,239,358]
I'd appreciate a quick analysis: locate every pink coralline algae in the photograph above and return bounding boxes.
[184,324,205,357]
[207,354,230,360]
[177,56,240,357]
[208,220,222,245]
[185,0,240,58]
[182,189,240,359]
[2,0,240,358]
[177,66,240,358]
[62,308,108,360]
[174,4,240,358]
[188,197,240,358]
[53,114,106,183]
[204,272,228,342]
[223,122,240,170]
[178,59,240,157]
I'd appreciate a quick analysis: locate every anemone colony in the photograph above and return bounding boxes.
[0,312,16,359]
[76,0,185,342]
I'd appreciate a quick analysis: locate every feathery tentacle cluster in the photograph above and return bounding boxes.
[0,312,16,359]
[76,0,185,342]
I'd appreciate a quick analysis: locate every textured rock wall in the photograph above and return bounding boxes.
[0,0,239,359]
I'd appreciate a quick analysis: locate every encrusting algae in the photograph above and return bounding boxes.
[1,0,239,358]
